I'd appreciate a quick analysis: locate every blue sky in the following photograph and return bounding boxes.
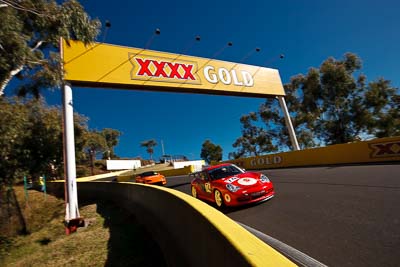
[6,0,400,160]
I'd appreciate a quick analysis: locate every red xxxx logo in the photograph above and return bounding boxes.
[369,141,400,158]
[129,54,199,83]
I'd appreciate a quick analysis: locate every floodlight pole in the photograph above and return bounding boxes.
[62,83,82,234]
[277,96,300,150]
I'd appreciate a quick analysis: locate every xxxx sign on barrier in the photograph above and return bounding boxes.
[61,40,285,97]
[369,140,400,158]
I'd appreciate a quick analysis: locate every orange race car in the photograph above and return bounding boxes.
[135,171,167,186]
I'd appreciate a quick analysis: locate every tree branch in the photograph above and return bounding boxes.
[0,40,44,96]
[31,40,44,52]
[0,65,24,96]
[0,0,47,16]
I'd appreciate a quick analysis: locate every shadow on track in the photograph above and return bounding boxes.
[191,196,274,215]
[166,182,191,189]
[221,198,275,215]
[85,200,167,267]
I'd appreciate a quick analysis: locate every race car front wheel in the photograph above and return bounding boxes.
[214,190,224,208]
[191,186,197,198]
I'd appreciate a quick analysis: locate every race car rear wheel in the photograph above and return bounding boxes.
[214,190,224,208]
[191,186,197,198]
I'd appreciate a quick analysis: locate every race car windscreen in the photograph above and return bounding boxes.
[209,165,244,180]
[140,171,157,177]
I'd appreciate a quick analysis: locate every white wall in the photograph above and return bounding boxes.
[173,160,205,172]
[106,160,141,170]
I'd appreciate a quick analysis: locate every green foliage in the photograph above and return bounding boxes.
[291,53,399,144]
[140,139,157,160]
[100,128,122,159]
[230,112,277,158]
[231,53,399,156]
[83,130,108,175]
[0,0,101,96]
[0,97,83,186]
[0,98,30,186]
[363,78,400,137]
[1,187,165,266]
[85,131,108,154]
[200,140,222,164]
[0,97,121,187]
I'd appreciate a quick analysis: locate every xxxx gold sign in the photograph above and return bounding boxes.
[369,141,400,158]
[61,39,285,97]
[129,54,201,84]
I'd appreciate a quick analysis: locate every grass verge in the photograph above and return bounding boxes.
[0,186,165,267]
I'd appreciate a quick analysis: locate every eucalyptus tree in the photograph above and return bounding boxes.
[0,97,89,187]
[0,0,100,97]
[100,128,122,159]
[84,131,107,175]
[363,78,400,137]
[231,112,277,158]
[140,139,158,160]
[284,53,399,145]
[200,140,222,164]
[231,53,399,156]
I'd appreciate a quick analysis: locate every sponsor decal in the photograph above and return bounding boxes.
[129,54,200,84]
[250,156,282,167]
[369,141,400,158]
[203,66,254,87]
[204,182,212,193]
[238,177,257,186]
[129,53,255,87]
[225,177,240,184]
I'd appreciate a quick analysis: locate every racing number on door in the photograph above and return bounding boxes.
[204,182,211,193]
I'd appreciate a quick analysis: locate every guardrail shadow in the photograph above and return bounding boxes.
[0,186,29,236]
[81,199,167,267]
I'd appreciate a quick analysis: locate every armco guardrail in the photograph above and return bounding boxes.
[224,136,400,170]
[47,181,295,267]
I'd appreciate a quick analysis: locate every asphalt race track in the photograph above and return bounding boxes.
[166,164,400,267]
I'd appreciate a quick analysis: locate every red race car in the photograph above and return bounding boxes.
[190,163,274,208]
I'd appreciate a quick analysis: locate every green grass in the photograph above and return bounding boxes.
[0,186,166,267]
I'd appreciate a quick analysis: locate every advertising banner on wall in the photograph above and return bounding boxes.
[224,136,400,170]
[61,39,285,97]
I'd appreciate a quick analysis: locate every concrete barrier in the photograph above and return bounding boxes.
[158,165,194,177]
[115,174,132,182]
[224,136,400,170]
[47,181,295,267]
[115,166,194,181]
[172,160,205,171]
[76,170,127,181]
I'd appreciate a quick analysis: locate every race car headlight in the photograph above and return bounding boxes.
[226,183,241,192]
[260,174,270,183]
